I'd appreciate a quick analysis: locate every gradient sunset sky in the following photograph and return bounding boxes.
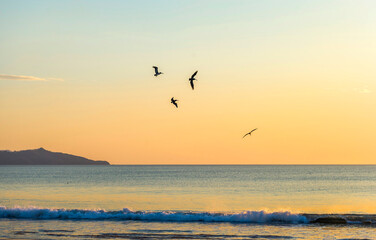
[1,0,375,164]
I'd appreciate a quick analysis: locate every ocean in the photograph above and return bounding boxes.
[0,165,375,239]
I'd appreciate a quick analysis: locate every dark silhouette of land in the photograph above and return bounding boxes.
[0,148,110,165]
[243,128,258,138]
[171,97,178,108]
[153,66,163,76]
[189,71,198,90]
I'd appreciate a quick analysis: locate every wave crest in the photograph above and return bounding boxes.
[0,206,308,223]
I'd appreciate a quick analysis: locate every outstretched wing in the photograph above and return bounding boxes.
[191,71,198,78]
[243,128,257,138]
[173,102,178,108]
[190,80,194,90]
[153,66,158,74]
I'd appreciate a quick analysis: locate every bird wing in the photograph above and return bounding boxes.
[191,71,198,78]
[243,129,257,138]
[190,80,194,90]
[153,66,158,74]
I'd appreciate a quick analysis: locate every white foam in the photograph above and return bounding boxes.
[0,206,308,223]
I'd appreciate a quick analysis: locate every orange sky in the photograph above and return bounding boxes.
[1,0,375,164]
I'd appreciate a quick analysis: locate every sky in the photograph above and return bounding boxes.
[0,0,375,164]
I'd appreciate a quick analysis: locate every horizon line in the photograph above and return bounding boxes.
[108,164,376,166]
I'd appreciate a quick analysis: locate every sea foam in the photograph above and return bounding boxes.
[0,206,308,223]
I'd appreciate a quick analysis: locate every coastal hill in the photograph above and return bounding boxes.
[0,148,110,165]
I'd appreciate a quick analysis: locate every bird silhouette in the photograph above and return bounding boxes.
[243,128,258,138]
[171,97,178,108]
[189,71,198,90]
[153,66,163,76]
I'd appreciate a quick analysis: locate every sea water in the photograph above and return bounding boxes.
[1,165,375,239]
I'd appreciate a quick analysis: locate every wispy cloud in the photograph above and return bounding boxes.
[0,74,63,82]
[326,86,372,94]
[354,87,372,94]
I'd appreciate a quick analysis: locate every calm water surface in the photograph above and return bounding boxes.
[1,165,375,239]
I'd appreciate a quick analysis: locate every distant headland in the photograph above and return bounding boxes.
[0,148,110,165]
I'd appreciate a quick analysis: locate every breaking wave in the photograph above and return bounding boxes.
[0,206,375,225]
[0,206,307,223]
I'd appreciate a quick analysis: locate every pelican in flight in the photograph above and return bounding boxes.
[153,66,163,76]
[243,128,258,138]
[171,97,178,108]
[189,71,198,90]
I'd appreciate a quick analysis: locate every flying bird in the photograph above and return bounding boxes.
[243,128,258,138]
[153,66,163,76]
[171,97,178,108]
[189,71,198,90]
